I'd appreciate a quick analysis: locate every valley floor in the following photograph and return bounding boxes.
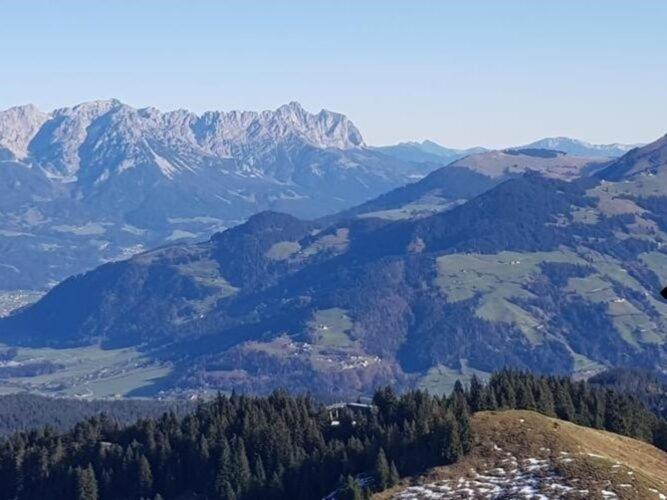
[0,342,172,398]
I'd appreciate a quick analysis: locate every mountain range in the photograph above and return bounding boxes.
[0,100,640,297]
[2,132,665,398]
[375,136,639,164]
[0,100,425,292]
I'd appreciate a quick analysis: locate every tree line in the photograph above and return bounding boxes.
[0,394,193,437]
[0,388,469,500]
[468,369,667,451]
[0,369,665,499]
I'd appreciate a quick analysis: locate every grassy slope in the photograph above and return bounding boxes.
[0,342,171,398]
[379,410,667,499]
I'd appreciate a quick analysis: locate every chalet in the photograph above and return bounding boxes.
[326,402,376,426]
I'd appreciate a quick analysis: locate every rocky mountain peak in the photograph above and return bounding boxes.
[0,99,368,185]
[0,104,51,159]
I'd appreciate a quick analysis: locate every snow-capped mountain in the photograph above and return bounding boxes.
[517,137,640,158]
[0,100,425,293]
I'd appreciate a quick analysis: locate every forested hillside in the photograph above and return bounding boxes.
[0,370,665,500]
[0,389,471,500]
[0,394,193,437]
[589,368,667,418]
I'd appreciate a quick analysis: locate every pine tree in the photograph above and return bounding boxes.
[373,448,391,491]
[515,381,536,410]
[76,464,99,500]
[215,438,232,497]
[441,414,463,463]
[535,379,556,417]
[339,474,363,500]
[483,388,498,410]
[468,375,484,412]
[497,374,516,408]
[451,391,472,453]
[553,382,575,421]
[389,461,400,486]
[592,390,606,429]
[253,454,266,484]
[231,437,251,493]
[373,387,398,421]
[137,455,153,497]
[605,392,630,435]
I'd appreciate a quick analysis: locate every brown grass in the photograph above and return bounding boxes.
[376,410,667,499]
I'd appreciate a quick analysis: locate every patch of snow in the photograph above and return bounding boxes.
[0,229,33,237]
[166,230,198,241]
[394,453,574,499]
[149,146,179,179]
[168,216,224,224]
[52,222,106,236]
[121,224,147,236]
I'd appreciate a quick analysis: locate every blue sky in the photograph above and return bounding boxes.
[2,1,666,148]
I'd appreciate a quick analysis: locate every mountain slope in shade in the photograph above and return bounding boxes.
[598,134,667,181]
[383,410,667,499]
[517,136,641,158]
[0,100,430,293]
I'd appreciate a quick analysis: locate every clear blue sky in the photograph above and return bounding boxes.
[2,0,666,148]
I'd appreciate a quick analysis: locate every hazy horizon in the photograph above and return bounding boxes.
[3,0,666,148]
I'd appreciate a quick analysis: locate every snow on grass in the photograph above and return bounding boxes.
[391,451,645,499]
[394,453,574,499]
